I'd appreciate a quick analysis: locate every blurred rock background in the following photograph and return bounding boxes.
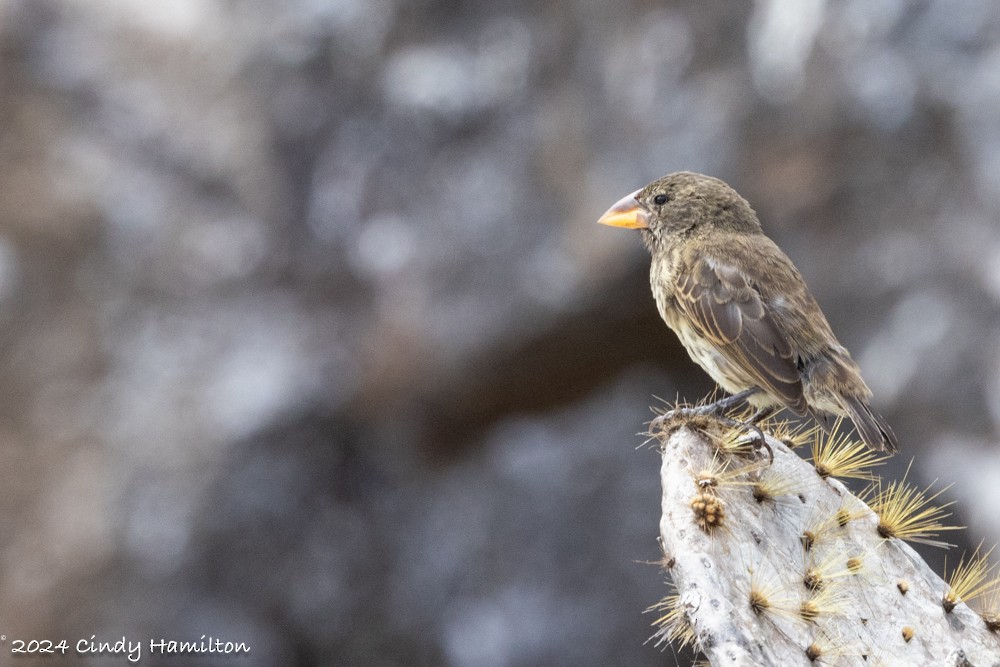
[0,0,997,664]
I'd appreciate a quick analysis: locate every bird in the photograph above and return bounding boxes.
[597,171,897,452]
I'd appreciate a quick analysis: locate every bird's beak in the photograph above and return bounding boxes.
[596,189,648,229]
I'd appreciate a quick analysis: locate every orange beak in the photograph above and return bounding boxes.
[597,189,648,229]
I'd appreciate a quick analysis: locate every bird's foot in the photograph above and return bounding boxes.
[723,405,776,462]
[741,420,774,463]
[710,416,773,463]
[744,406,776,461]
[649,387,760,431]
[649,388,763,434]
[650,392,775,463]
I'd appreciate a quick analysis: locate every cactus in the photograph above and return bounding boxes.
[648,414,1000,666]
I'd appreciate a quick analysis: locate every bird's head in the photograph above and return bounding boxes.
[597,172,760,248]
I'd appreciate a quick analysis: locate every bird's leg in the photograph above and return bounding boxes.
[650,388,775,462]
[712,416,773,462]
[650,388,761,431]
[731,405,776,462]
[729,400,777,463]
[747,406,776,424]
[691,387,761,416]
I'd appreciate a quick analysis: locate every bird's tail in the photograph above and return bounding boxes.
[842,396,898,453]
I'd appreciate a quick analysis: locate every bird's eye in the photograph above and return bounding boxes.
[653,193,669,206]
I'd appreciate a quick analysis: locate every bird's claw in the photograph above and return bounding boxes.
[649,403,716,434]
[719,419,773,463]
[746,423,774,464]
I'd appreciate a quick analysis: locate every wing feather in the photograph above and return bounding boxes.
[675,254,807,413]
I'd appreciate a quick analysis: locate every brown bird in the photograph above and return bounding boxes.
[598,172,897,452]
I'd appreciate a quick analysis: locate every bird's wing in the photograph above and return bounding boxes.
[675,253,807,413]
